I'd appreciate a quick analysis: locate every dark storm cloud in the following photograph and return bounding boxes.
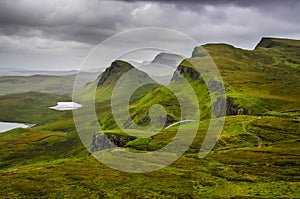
[0,0,299,70]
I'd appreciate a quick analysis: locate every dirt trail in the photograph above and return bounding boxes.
[242,120,263,148]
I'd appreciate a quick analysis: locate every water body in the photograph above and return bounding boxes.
[50,102,82,111]
[0,122,32,133]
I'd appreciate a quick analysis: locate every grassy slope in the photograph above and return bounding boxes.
[200,39,300,113]
[0,38,299,198]
[0,92,71,124]
[0,115,298,198]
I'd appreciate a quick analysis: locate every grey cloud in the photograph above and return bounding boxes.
[0,0,299,70]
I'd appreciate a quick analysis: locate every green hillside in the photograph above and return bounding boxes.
[199,38,300,113]
[93,37,299,142]
[0,37,299,198]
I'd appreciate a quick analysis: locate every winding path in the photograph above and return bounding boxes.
[242,120,263,148]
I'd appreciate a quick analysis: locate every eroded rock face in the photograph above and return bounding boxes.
[226,97,252,115]
[212,97,252,118]
[171,65,203,82]
[90,134,135,152]
[212,97,227,118]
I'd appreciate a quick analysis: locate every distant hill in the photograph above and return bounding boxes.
[151,52,184,66]
[0,72,99,95]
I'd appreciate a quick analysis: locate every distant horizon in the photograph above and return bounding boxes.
[0,35,299,71]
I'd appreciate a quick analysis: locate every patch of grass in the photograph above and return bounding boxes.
[0,92,71,124]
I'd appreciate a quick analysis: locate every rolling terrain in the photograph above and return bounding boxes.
[0,37,299,198]
[0,72,99,95]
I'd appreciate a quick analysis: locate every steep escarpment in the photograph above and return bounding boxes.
[171,59,252,117]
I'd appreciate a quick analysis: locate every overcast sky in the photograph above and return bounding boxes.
[0,0,299,70]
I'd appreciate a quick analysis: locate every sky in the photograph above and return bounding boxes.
[0,0,299,70]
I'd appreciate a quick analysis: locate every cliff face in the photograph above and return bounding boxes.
[212,97,252,118]
[171,64,202,82]
[171,60,251,118]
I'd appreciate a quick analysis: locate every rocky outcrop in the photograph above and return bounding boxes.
[171,65,203,82]
[90,134,135,152]
[212,97,252,118]
[212,97,227,118]
[226,97,252,115]
[208,80,225,94]
[171,64,226,94]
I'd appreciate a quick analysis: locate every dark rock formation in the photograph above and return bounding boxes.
[90,134,135,152]
[212,97,252,118]
[226,97,252,115]
[171,65,203,82]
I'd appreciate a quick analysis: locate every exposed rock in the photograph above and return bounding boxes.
[208,80,225,94]
[212,97,227,118]
[171,65,203,82]
[90,134,114,152]
[90,134,135,152]
[226,97,252,115]
[212,97,252,118]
